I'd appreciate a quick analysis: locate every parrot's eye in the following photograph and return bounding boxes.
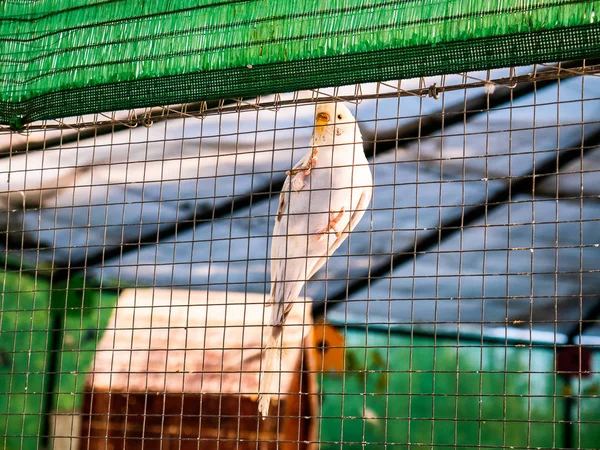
[337,114,342,120]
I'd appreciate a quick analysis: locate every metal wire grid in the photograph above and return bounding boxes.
[0,61,599,449]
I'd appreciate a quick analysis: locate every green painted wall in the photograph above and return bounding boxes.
[317,328,600,449]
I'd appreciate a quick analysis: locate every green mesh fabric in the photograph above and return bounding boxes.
[1,0,599,125]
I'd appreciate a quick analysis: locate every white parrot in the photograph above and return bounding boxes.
[258,102,373,416]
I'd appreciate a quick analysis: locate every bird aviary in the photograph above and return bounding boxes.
[1,1,600,449]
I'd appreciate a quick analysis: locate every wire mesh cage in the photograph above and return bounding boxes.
[1,1,600,449]
[1,61,599,450]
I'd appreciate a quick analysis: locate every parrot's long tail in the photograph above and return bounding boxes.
[258,324,283,417]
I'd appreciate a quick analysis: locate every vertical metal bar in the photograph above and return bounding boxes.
[41,313,61,449]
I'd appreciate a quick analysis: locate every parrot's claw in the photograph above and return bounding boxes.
[317,207,346,241]
[303,152,318,175]
[289,150,318,192]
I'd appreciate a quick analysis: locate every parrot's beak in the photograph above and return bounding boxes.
[315,112,330,134]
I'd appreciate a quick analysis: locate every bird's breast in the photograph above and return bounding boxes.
[286,159,368,216]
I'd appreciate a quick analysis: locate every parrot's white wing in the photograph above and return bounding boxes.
[306,185,372,280]
[267,151,314,304]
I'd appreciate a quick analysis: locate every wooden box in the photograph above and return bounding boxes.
[80,289,316,450]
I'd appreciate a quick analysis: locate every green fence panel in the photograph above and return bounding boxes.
[0,270,118,449]
[571,350,600,448]
[0,272,51,450]
[1,0,599,124]
[319,328,566,450]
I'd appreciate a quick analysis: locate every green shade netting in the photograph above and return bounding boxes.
[1,0,599,125]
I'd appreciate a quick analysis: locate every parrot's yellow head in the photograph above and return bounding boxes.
[313,103,360,142]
